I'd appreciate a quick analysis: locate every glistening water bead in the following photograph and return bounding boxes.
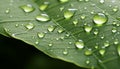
[59,0,69,3]
[36,14,50,22]
[93,13,108,26]
[20,4,34,13]
[75,40,84,49]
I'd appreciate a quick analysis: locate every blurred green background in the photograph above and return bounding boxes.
[0,34,86,69]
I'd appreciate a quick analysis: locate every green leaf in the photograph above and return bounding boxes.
[0,0,120,69]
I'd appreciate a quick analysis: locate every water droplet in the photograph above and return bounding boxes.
[114,39,119,45]
[48,43,53,47]
[75,40,84,49]
[84,49,92,56]
[117,45,120,56]
[25,23,34,30]
[20,4,34,13]
[36,14,50,22]
[81,15,86,19]
[63,49,68,55]
[47,26,55,32]
[86,59,90,64]
[39,2,49,11]
[57,28,64,33]
[99,49,105,56]
[84,25,93,33]
[15,24,19,27]
[59,0,69,3]
[73,19,78,26]
[64,9,75,19]
[95,45,99,49]
[100,35,104,39]
[93,29,99,35]
[60,36,64,40]
[37,32,45,38]
[112,27,117,33]
[113,6,118,12]
[100,0,105,4]
[85,0,89,2]
[93,13,108,26]
[5,8,10,14]
[60,6,64,11]
[35,41,39,45]
[104,41,110,47]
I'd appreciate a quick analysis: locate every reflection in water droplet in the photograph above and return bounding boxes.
[20,4,34,13]
[47,26,55,32]
[37,32,45,38]
[114,39,119,45]
[75,40,84,49]
[112,27,117,33]
[84,49,92,56]
[64,9,76,19]
[39,2,49,11]
[36,14,50,22]
[25,23,34,30]
[84,25,93,33]
[99,49,105,56]
[117,45,120,56]
[59,0,69,3]
[104,41,110,47]
[93,13,108,26]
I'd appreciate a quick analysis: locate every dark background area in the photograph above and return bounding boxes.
[0,34,86,69]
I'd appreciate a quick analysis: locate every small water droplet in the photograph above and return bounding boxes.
[113,6,118,12]
[39,2,49,11]
[5,8,10,14]
[85,0,89,2]
[84,25,93,33]
[100,0,105,4]
[47,26,55,32]
[59,0,69,3]
[75,40,84,49]
[15,24,19,27]
[73,19,78,26]
[25,23,34,30]
[37,32,45,38]
[93,13,108,26]
[36,14,50,22]
[112,27,117,33]
[86,59,90,64]
[117,45,120,56]
[60,6,64,11]
[93,29,99,35]
[60,36,64,40]
[63,49,68,55]
[20,4,34,13]
[84,49,92,56]
[104,41,110,47]
[114,39,119,45]
[99,49,105,56]
[57,28,64,33]
[64,9,75,19]
[48,43,53,47]
[81,15,86,19]
[95,45,99,49]
[100,35,104,39]
[35,41,39,45]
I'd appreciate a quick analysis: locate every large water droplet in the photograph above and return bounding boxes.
[25,23,34,30]
[64,9,76,19]
[59,0,69,3]
[117,45,120,56]
[20,4,34,13]
[93,13,108,26]
[99,49,105,56]
[36,14,50,22]
[84,49,92,56]
[47,26,55,32]
[75,40,84,49]
[84,25,93,33]
[37,32,45,38]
